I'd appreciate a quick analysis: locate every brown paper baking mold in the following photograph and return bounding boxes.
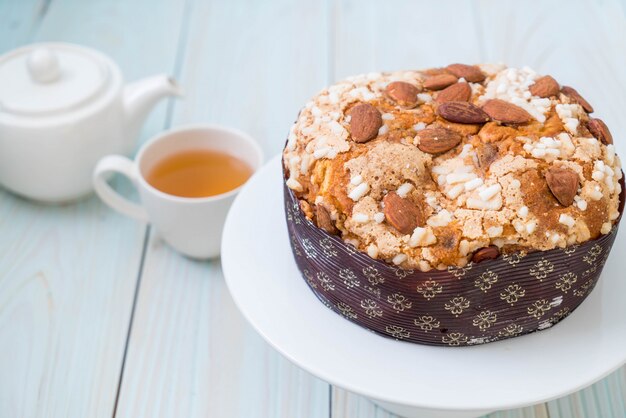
[284,173,624,347]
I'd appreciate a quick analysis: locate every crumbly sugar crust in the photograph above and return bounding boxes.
[283,64,622,271]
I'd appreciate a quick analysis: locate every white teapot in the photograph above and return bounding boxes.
[0,42,181,202]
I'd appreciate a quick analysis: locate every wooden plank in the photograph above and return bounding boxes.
[0,190,145,418]
[546,366,626,418]
[329,373,549,417]
[0,0,47,51]
[601,367,626,416]
[474,0,626,156]
[115,0,331,417]
[169,0,331,157]
[0,0,186,417]
[331,389,395,418]
[115,240,329,418]
[332,0,484,81]
[331,389,549,418]
[485,405,549,418]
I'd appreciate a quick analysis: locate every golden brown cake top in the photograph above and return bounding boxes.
[283,64,622,271]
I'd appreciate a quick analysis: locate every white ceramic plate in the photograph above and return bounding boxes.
[222,155,626,413]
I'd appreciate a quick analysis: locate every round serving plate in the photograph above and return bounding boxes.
[222,155,626,418]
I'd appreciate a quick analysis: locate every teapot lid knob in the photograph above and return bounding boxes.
[27,48,61,83]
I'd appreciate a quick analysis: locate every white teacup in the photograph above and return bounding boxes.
[93,125,263,259]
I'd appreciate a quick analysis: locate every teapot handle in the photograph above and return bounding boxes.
[93,155,149,223]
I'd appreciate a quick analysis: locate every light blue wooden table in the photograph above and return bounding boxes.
[1,0,626,417]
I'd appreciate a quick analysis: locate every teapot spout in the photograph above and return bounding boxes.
[123,74,182,151]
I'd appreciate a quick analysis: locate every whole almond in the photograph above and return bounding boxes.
[348,103,382,143]
[529,75,560,98]
[383,191,422,235]
[436,82,471,104]
[446,63,486,83]
[385,81,420,108]
[437,101,490,124]
[416,127,463,154]
[423,74,458,91]
[545,167,579,207]
[316,204,338,235]
[471,246,499,263]
[587,118,613,145]
[561,86,594,113]
[482,99,532,124]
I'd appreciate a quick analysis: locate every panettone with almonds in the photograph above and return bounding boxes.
[283,64,622,271]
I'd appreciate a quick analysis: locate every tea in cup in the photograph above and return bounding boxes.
[93,125,263,259]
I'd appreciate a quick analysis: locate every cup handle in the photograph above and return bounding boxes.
[93,155,149,223]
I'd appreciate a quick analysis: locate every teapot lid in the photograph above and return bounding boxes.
[0,43,112,117]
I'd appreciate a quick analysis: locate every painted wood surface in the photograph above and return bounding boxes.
[1,0,626,417]
[0,0,183,416]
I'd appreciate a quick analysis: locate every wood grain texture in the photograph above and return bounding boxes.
[115,0,331,417]
[0,0,47,52]
[0,0,186,416]
[546,367,626,418]
[170,0,332,158]
[0,192,145,417]
[115,235,329,418]
[332,0,483,81]
[331,388,550,418]
[474,0,626,161]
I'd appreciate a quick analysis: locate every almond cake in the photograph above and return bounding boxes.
[283,64,622,271]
